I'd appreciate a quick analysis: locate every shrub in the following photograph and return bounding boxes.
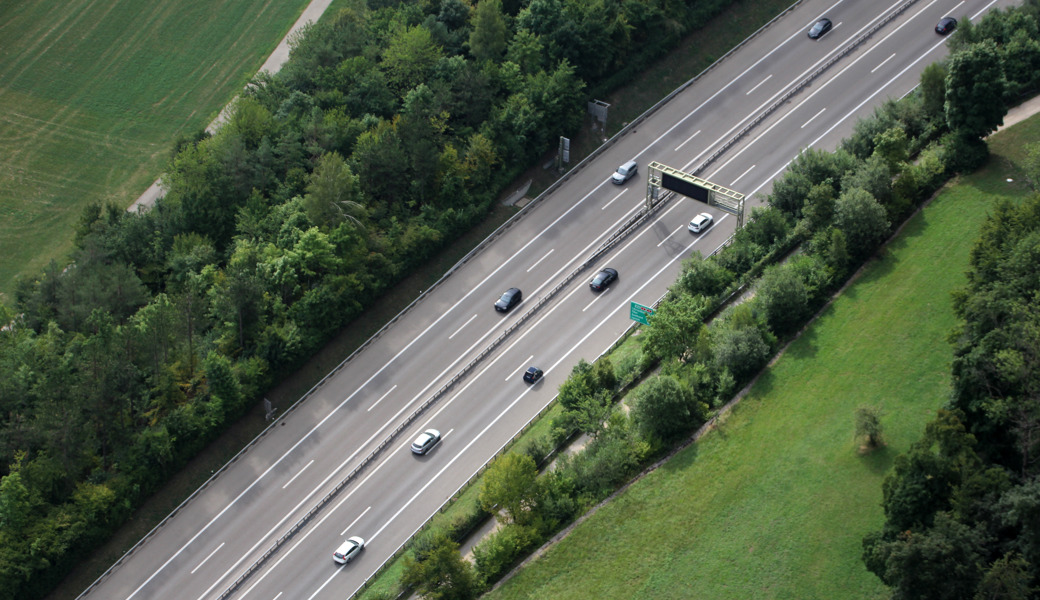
[675,253,735,298]
[755,263,810,337]
[630,374,706,445]
[472,523,541,584]
[710,305,775,383]
[833,188,890,261]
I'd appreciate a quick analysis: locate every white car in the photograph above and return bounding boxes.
[333,536,365,564]
[688,212,713,233]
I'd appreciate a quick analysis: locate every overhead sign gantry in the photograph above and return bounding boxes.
[645,161,746,228]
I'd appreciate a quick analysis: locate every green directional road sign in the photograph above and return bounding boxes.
[630,302,654,325]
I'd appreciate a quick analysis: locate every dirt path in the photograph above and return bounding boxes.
[127,0,336,212]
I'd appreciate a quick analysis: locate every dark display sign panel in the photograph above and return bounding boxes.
[661,173,709,202]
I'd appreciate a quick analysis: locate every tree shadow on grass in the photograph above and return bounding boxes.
[857,443,895,476]
[783,326,819,364]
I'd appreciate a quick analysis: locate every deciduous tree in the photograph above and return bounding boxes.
[479,453,538,524]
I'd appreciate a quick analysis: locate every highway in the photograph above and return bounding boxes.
[82,0,1014,598]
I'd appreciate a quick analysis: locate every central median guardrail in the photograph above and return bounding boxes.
[217,1,928,596]
[84,1,931,597]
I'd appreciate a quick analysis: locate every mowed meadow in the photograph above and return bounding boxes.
[0,0,310,301]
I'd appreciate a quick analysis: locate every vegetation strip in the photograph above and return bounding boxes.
[378,5,1040,596]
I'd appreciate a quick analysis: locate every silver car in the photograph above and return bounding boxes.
[333,536,365,564]
[612,160,638,184]
[411,429,441,455]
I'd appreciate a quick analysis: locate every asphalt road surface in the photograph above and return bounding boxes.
[84,0,1016,598]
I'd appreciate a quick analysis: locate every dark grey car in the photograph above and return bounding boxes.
[495,288,522,312]
[808,17,832,39]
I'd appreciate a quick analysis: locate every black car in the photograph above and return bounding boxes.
[935,17,957,35]
[495,288,522,312]
[589,268,618,291]
[808,17,832,39]
[523,367,543,383]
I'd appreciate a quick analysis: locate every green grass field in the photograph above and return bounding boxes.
[0,0,310,302]
[484,119,1037,599]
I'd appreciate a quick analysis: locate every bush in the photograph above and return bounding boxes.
[630,375,706,445]
[559,414,647,501]
[755,263,810,337]
[675,253,735,298]
[833,188,890,261]
[710,305,775,383]
[942,131,991,173]
[472,523,541,584]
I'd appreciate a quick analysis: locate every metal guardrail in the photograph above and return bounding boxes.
[351,219,732,598]
[689,0,919,178]
[352,385,562,598]
[217,158,679,599]
[82,1,926,597]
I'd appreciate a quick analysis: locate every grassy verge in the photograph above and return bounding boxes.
[480,123,1036,599]
[0,0,311,301]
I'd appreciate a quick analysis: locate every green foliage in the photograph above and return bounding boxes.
[945,40,1007,139]
[863,512,987,600]
[469,0,507,62]
[479,453,539,525]
[0,471,32,532]
[710,305,775,383]
[402,534,480,600]
[381,25,445,96]
[801,181,837,232]
[553,358,617,438]
[881,410,980,532]
[557,414,646,502]
[630,374,705,445]
[472,523,541,584]
[855,406,884,450]
[674,253,734,298]
[973,552,1035,600]
[641,292,710,362]
[755,263,809,337]
[742,206,791,248]
[833,187,890,260]
[302,152,365,229]
[920,62,948,123]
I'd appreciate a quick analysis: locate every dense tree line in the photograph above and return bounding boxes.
[0,0,754,598]
[399,3,1040,596]
[856,6,1040,599]
[861,194,1040,599]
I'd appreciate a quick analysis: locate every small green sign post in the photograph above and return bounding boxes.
[629,302,654,325]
